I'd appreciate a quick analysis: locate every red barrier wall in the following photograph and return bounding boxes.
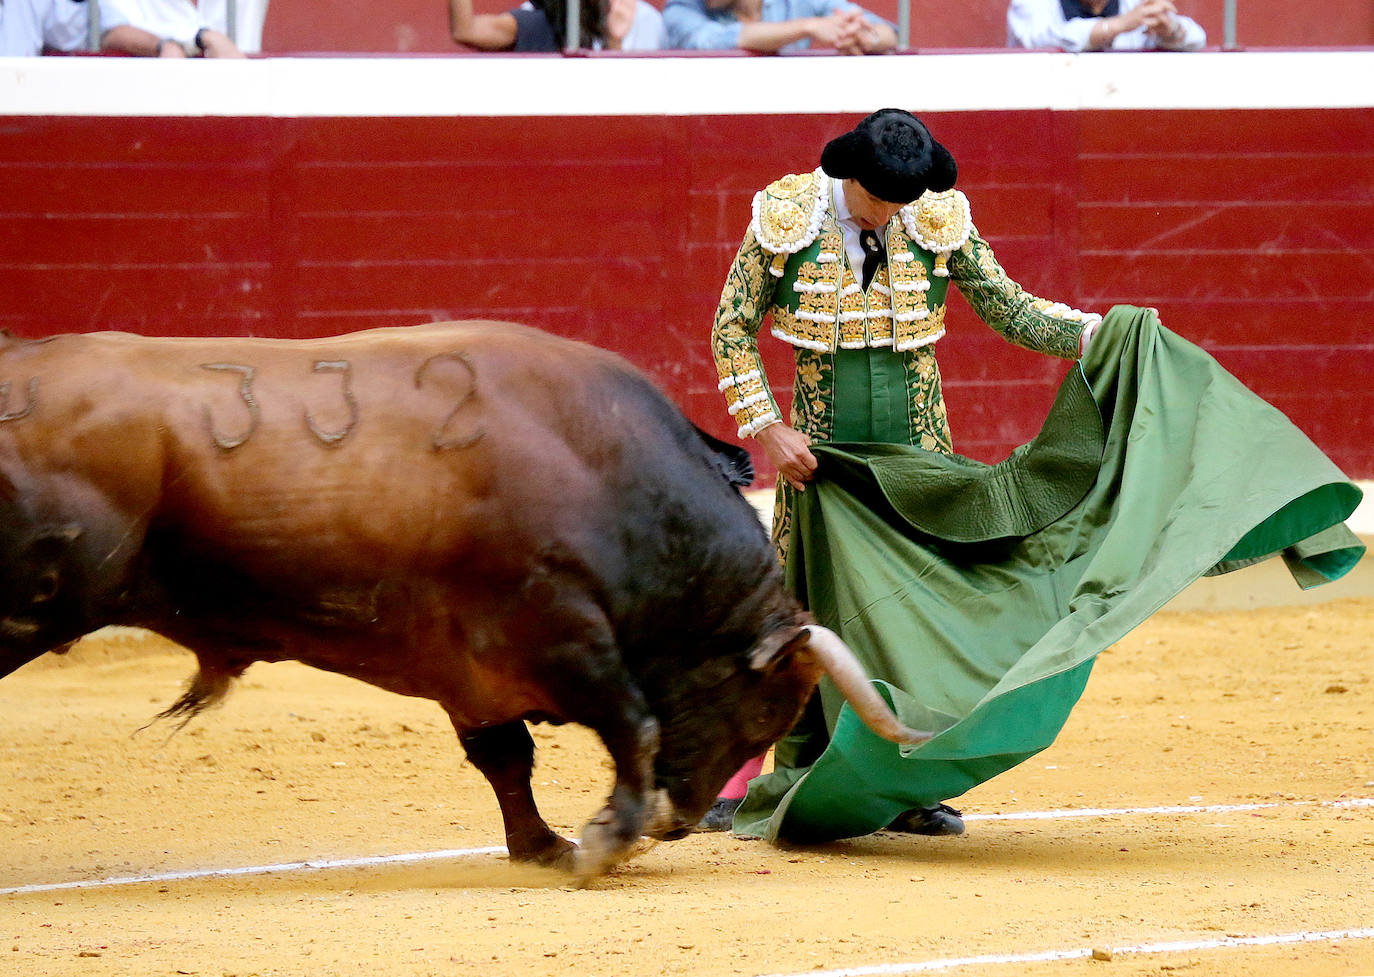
[262,0,1374,53]
[2,105,1370,479]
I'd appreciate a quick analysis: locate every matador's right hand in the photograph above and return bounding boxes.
[754,422,818,492]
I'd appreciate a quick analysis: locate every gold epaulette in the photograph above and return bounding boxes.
[900,189,972,277]
[751,169,830,256]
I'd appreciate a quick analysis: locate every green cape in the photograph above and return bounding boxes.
[736,305,1364,842]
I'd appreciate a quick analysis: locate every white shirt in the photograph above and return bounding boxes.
[99,0,269,51]
[1006,0,1206,52]
[1,0,94,55]
[621,0,666,51]
[831,178,882,280]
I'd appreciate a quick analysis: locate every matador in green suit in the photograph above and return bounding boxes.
[704,108,1102,837]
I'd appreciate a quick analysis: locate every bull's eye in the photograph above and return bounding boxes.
[32,571,60,604]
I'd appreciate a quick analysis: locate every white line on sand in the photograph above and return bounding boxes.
[750,928,1374,977]
[2,797,1369,897]
[966,796,1374,821]
[0,846,506,896]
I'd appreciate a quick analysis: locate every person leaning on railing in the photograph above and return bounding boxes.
[664,0,895,54]
[448,0,666,51]
[98,0,247,57]
[1006,0,1206,51]
[0,0,93,55]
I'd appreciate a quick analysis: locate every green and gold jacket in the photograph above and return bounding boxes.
[711,169,1100,453]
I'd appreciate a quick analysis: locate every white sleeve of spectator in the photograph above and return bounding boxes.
[623,1,668,50]
[1169,14,1207,50]
[43,0,101,52]
[1006,0,1095,51]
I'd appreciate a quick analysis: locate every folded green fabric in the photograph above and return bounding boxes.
[736,305,1364,843]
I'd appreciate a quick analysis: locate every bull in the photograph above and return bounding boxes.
[0,321,927,880]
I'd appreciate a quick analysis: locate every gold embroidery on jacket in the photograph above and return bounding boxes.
[752,170,829,255]
[887,224,943,350]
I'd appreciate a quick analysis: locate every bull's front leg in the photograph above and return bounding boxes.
[537,638,671,882]
[455,720,577,870]
[574,712,666,881]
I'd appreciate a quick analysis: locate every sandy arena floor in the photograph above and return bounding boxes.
[2,597,1372,977]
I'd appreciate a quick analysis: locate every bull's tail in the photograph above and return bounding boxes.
[148,662,237,732]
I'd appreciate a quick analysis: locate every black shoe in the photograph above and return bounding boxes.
[886,803,965,836]
[697,797,742,832]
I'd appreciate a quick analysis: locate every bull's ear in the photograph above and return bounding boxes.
[33,523,83,549]
[748,626,810,672]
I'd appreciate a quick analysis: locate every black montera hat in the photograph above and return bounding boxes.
[820,109,958,204]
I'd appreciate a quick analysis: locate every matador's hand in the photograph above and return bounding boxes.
[754,422,818,492]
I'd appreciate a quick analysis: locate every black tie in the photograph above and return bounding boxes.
[860,229,886,290]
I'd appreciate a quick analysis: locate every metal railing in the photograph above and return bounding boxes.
[86,1,101,51]
[566,2,580,53]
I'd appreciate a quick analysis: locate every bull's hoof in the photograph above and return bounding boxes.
[572,809,642,883]
[508,834,578,872]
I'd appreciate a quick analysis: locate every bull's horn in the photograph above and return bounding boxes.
[803,625,934,746]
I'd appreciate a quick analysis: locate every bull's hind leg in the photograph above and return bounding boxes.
[455,720,576,870]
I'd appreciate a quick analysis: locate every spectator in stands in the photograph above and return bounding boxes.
[449,0,666,51]
[98,0,260,57]
[664,0,894,53]
[1,0,100,55]
[1007,0,1205,51]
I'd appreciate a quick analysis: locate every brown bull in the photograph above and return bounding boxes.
[0,321,927,879]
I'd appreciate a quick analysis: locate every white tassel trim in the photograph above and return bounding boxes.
[738,411,779,439]
[840,310,873,322]
[796,310,834,324]
[793,281,836,294]
[818,252,839,263]
[841,283,862,297]
[726,390,771,415]
[1037,302,1103,325]
[894,309,930,322]
[893,280,929,292]
[717,369,761,391]
[770,327,832,351]
[870,282,893,297]
[894,328,945,351]
[892,250,915,262]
